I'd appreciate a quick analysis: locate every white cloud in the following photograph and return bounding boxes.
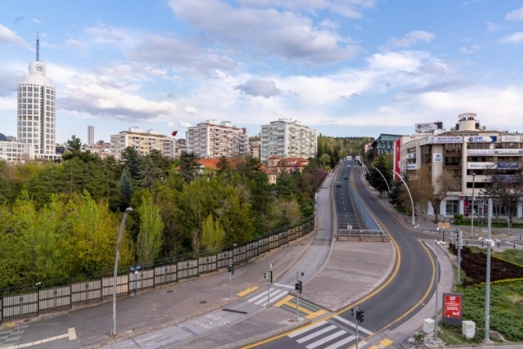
[0,24,27,46]
[459,44,481,54]
[505,7,523,21]
[167,0,360,64]
[500,32,523,43]
[379,31,435,51]
[487,21,501,32]
[235,79,280,98]
[236,0,376,18]
[184,106,198,114]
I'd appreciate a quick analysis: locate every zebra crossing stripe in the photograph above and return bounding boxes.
[323,335,356,349]
[305,329,346,349]
[247,289,269,303]
[288,321,327,338]
[333,315,373,335]
[296,325,337,343]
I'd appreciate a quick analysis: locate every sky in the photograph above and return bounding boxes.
[1,0,523,144]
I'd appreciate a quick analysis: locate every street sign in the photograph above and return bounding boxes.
[442,293,462,326]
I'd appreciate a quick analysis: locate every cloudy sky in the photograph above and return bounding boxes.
[1,0,523,143]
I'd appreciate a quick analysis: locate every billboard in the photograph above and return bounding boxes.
[442,293,462,326]
[465,135,497,143]
[427,136,463,144]
[415,122,443,133]
[393,138,401,181]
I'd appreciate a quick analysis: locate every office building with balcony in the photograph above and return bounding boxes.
[186,120,249,158]
[110,127,176,160]
[260,119,317,163]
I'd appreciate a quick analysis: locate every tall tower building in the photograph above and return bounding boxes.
[17,35,57,159]
[87,125,95,145]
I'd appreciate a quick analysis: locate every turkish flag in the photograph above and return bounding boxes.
[172,131,178,136]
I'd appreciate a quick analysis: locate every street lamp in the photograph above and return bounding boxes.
[434,240,444,342]
[484,198,494,342]
[471,172,476,238]
[395,171,415,227]
[112,207,133,337]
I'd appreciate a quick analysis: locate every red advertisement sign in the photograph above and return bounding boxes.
[393,138,401,181]
[443,293,462,319]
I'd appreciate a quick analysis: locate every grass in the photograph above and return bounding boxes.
[437,248,523,345]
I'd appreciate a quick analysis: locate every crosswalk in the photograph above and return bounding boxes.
[287,316,371,349]
[245,287,289,307]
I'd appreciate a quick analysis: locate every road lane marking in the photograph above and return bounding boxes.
[333,316,373,336]
[323,334,355,349]
[237,286,259,297]
[274,295,294,307]
[288,321,327,338]
[306,309,328,319]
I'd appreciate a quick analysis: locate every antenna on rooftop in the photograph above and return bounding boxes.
[36,32,40,61]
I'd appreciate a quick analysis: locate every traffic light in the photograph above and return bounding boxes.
[228,264,235,275]
[295,280,303,293]
[264,271,273,282]
[356,309,364,323]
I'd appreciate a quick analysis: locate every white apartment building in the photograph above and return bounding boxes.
[395,113,523,218]
[110,127,176,160]
[260,119,317,163]
[186,120,249,158]
[0,133,34,163]
[17,43,59,161]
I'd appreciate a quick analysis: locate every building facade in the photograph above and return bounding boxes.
[260,119,317,163]
[371,133,402,158]
[396,113,523,218]
[186,120,249,158]
[87,125,95,145]
[110,127,176,160]
[17,47,59,161]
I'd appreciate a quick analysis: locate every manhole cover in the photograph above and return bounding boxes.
[200,300,207,304]
[166,290,173,293]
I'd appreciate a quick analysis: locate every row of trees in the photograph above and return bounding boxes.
[0,139,328,288]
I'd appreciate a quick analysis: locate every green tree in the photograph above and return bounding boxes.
[201,213,225,254]
[179,152,201,184]
[136,191,164,267]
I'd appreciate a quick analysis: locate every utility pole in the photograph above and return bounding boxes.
[351,307,364,349]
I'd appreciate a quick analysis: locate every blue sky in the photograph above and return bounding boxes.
[1,0,523,143]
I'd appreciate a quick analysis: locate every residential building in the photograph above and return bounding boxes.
[110,127,176,160]
[260,119,317,163]
[186,120,249,158]
[249,139,260,160]
[17,37,59,161]
[395,113,523,218]
[175,138,187,157]
[0,133,34,163]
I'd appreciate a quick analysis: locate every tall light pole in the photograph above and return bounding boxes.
[434,240,442,342]
[112,207,133,337]
[395,171,415,227]
[358,159,391,193]
[471,172,476,237]
[484,198,493,342]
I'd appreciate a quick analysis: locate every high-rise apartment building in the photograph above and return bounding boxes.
[260,119,317,163]
[186,120,249,158]
[110,127,175,160]
[17,37,58,160]
[87,125,94,145]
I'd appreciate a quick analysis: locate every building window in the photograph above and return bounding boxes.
[446,200,459,215]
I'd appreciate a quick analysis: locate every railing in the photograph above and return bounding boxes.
[0,220,314,324]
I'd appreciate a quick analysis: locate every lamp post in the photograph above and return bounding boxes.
[434,240,443,342]
[358,160,391,193]
[112,207,132,337]
[471,172,476,237]
[395,171,415,227]
[484,198,493,342]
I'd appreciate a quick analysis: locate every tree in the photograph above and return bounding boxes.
[408,166,434,215]
[432,171,461,223]
[319,153,331,169]
[201,213,225,254]
[179,152,201,184]
[136,190,164,267]
[482,161,523,227]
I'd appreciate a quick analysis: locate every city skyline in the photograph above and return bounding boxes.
[1,1,523,144]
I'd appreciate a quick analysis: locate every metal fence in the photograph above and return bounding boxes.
[0,219,314,324]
